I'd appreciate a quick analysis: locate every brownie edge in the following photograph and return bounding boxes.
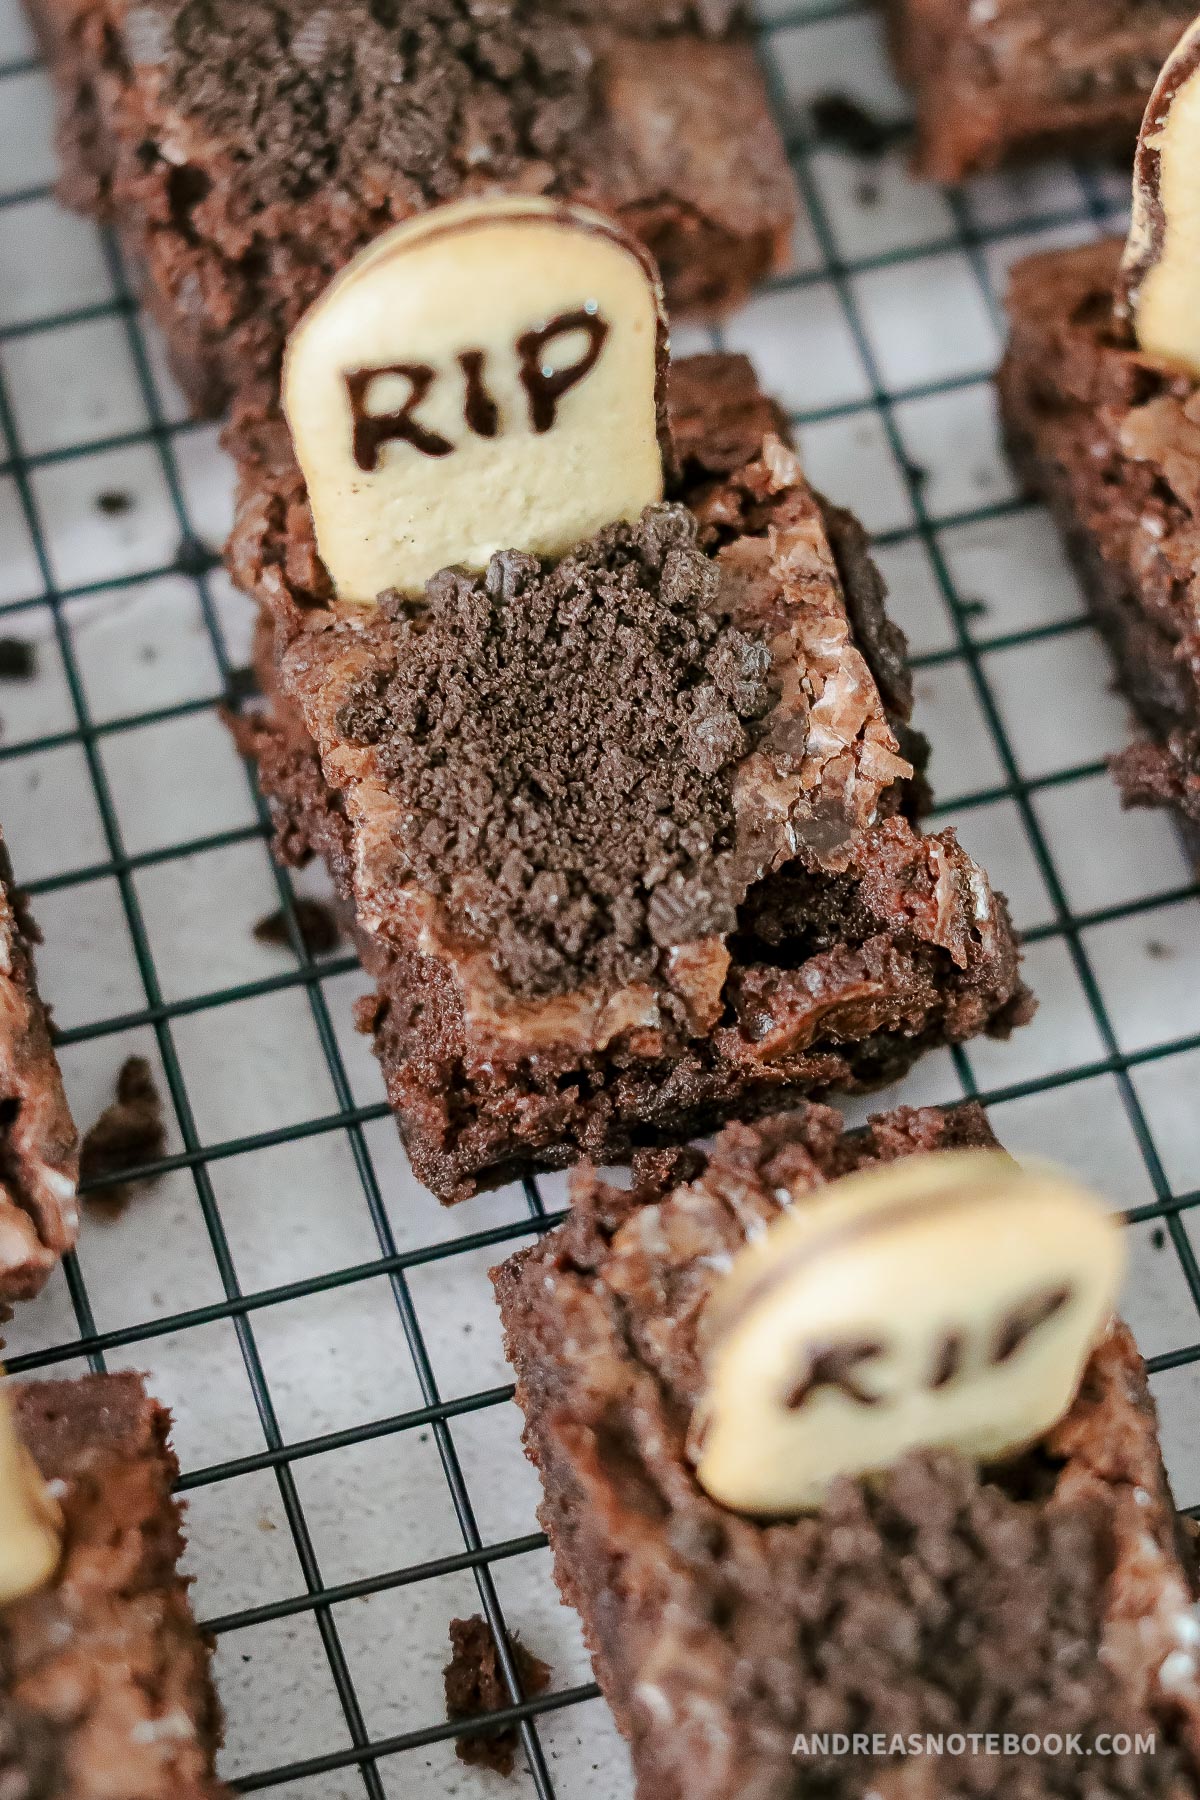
[881,0,1195,181]
[0,835,79,1303]
[999,235,1200,859]
[3,1372,228,1799]
[493,1101,1200,1800]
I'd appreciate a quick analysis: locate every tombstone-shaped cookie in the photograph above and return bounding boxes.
[283,196,668,602]
[693,1150,1124,1515]
[1119,14,1200,375]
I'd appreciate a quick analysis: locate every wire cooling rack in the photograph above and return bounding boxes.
[2,0,1200,1792]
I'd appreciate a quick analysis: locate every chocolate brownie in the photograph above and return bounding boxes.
[3,1372,227,1798]
[882,0,1194,180]
[26,0,797,416]
[0,836,78,1304]
[999,236,1200,856]
[492,1101,1200,1799]
[227,351,1031,1203]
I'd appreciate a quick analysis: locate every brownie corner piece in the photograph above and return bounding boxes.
[229,348,1030,1205]
[882,0,1194,180]
[30,0,796,415]
[998,233,1200,858]
[0,836,78,1303]
[492,1100,1200,1800]
[5,1370,228,1798]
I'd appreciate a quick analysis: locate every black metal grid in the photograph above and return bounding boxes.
[1,0,1200,1791]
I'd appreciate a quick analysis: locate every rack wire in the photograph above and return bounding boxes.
[1,0,1200,1791]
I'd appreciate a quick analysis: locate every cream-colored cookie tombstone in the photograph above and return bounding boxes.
[1118,14,1200,375]
[283,196,667,602]
[0,1379,60,1603]
[693,1150,1124,1515]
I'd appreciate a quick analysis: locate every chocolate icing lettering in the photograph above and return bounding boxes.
[458,350,500,438]
[517,309,610,433]
[928,1331,965,1390]
[345,364,453,469]
[990,1284,1072,1366]
[785,1339,884,1411]
[344,311,611,464]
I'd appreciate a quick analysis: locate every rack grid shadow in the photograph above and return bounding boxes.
[2,0,1200,1793]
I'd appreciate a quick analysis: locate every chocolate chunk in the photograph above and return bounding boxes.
[253,897,341,957]
[443,1614,551,1776]
[80,1056,167,1218]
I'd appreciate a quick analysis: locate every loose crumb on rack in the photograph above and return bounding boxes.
[94,489,133,516]
[253,897,341,957]
[810,93,907,158]
[0,639,37,680]
[444,1614,552,1776]
[80,1055,167,1219]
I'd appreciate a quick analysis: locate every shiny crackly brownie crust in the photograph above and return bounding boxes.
[1,1373,227,1800]
[492,1101,1200,1800]
[226,352,1031,1204]
[25,0,796,415]
[881,0,1194,181]
[0,834,78,1304]
[999,236,1200,861]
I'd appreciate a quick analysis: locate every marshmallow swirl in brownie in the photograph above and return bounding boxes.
[230,352,1031,1202]
[493,1102,1200,1800]
[28,0,796,413]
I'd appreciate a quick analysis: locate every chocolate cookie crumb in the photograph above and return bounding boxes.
[336,506,772,998]
[811,93,906,159]
[80,1056,167,1218]
[176,532,219,577]
[156,0,595,214]
[253,897,340,957]
[0,639,37,680]
[94,489,133,516]
[444,1614,551,1776]
[954,594,989,620]
[225,664,260,703]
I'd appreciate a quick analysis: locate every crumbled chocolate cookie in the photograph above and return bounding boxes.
[94,490,133,516]
[153,0,595,209]
[810,92,905,158]
[335,505,773,998]
[0,641,37,681]
[443,1614,551,1776]
[80,1056,167,1218]
[253,896,340,956]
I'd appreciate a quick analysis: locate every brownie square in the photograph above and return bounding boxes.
[493,1100,1200,1799]
[999,236,1200,857]
[27,0,797,416]
[883,0,1194,180]
[0,834,78,1304]
[4,1371,228,1797]
[227,351,1031,1203]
